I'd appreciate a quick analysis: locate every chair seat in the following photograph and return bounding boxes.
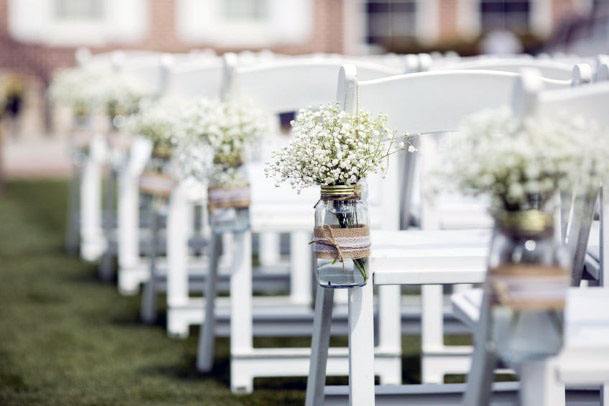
[370,229,491,286]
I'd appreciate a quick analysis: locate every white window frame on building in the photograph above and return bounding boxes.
[7,0,148,46]
[479,0,532,34]
[356,0,440,51]
[54,0,105,21]
[457,0,554,38]
[365,0,418,46]
[177,0,313,47]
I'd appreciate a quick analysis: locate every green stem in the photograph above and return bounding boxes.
[333,199,368,282]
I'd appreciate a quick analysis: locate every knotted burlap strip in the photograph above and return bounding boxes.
[312,225,370,261]
[208,186,251,210]
[139,172,175,198]
[490,264,569,311]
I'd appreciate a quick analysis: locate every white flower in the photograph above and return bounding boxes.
[121,96,190,150]
[49,66,152,116]
[431,107,609,211]
[174,98,271,186]
[265,103,413,191]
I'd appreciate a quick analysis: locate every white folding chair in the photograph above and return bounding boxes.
[400,57,583,384]
[196,55,405,394]
[464,77,609,406]
[305,66,571,406]
[99,54,170,281]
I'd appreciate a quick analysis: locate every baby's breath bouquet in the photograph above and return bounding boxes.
[50,66,152,128]
[435,107,609,213]
[49,67,105,121]
[266,103,412,190]
[121,97,192,199]
[266,103,413,287]
[94,72,152,124]
[175,98,271,232]
[436,107,609,364]
[177,98,270,186]
[122,97,189,160]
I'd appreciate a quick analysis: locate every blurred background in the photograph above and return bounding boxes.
[0,0,606,178]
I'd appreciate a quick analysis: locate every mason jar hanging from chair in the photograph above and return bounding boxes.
[313,184,370,288]
[207,164,251,234]
[486,209,569,365]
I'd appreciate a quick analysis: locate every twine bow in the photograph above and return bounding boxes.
[311,225,370,261]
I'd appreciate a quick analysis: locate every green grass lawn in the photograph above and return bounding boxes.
[0,180,471,405]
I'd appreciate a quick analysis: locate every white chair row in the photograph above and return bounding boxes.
[66,49,604,400]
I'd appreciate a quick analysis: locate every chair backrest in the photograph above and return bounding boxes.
[164,59,224,99]
[431,57,575,81]
[222,54,402,114]
[222,55,402,222]
[112,53,170,96]
[338,67,573,231]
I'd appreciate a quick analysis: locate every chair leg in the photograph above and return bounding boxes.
[290,230,312,305]
[99,167,116,281]
[463,289,497,406]
[305,285,335,406]
[66,163,80,256]
[421,284,445,383]
[602,384,609,406]
[348,282,376,406]
[519,358,565,406]
[197,232,222,372]
[141,205,160,324]
[260,232,280,266]
[230,231,253,394]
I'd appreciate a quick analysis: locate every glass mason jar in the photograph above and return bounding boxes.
[140,144,174,212]
[314,184,370,288]
[149,144,173,173]
[207,165,250,234]
[486,209,569,366]
[71,112,93,164]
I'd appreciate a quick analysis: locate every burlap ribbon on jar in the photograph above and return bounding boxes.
[208,185,251,210]
[312,225,371,261]
[139,172,175,198]
[490,264,569,311]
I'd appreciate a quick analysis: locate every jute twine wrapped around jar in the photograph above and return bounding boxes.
[311,184,371,261]
[490,264,568,311]
[312,225,370,261]
[139,172,175,198]
[208,185,251,210]
[490,210,568,311]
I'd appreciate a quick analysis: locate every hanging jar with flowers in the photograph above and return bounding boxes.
[266,103,414,288]
[122,97,187,200]
[435,107,609,364]
[176,98,270,233]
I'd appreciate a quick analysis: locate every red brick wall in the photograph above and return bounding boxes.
[552,0,584,26]
[439,0,459,40]
[0,0,346,83]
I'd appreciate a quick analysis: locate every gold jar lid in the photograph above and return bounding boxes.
[320,184,361,199]
[497,210,554,235]
[153,144,172,159]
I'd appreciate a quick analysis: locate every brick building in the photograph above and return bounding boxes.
[0,0,594,134]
